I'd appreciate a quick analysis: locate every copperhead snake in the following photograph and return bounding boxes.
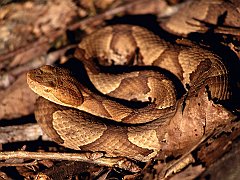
[160,0,240,36]
[27,25,231,162]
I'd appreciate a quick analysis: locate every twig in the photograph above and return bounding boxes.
[0,123,50,144]
[0,151,141,172]
[0,160,38,167]
[0,38,50,62]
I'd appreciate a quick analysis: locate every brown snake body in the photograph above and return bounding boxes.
[160,0,240,36]
[27,25,231,161]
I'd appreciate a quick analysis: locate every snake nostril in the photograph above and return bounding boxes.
[43,88,50,93]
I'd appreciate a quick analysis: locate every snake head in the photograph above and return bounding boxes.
[27,65,84,108]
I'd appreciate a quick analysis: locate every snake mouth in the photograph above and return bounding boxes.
[26,71,36,90]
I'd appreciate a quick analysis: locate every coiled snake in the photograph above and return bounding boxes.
[27,25,230,162]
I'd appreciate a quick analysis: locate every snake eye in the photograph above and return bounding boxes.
[41,80,56,88]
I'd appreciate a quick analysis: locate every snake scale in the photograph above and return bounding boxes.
[27,24,231,162]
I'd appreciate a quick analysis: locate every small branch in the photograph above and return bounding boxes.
[0,123,50,144]
[0,160,38,167]
[0,38,49,62]
[0,151,141,172]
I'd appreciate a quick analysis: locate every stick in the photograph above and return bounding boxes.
[0,123,50,144]
[0,151,141,172]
